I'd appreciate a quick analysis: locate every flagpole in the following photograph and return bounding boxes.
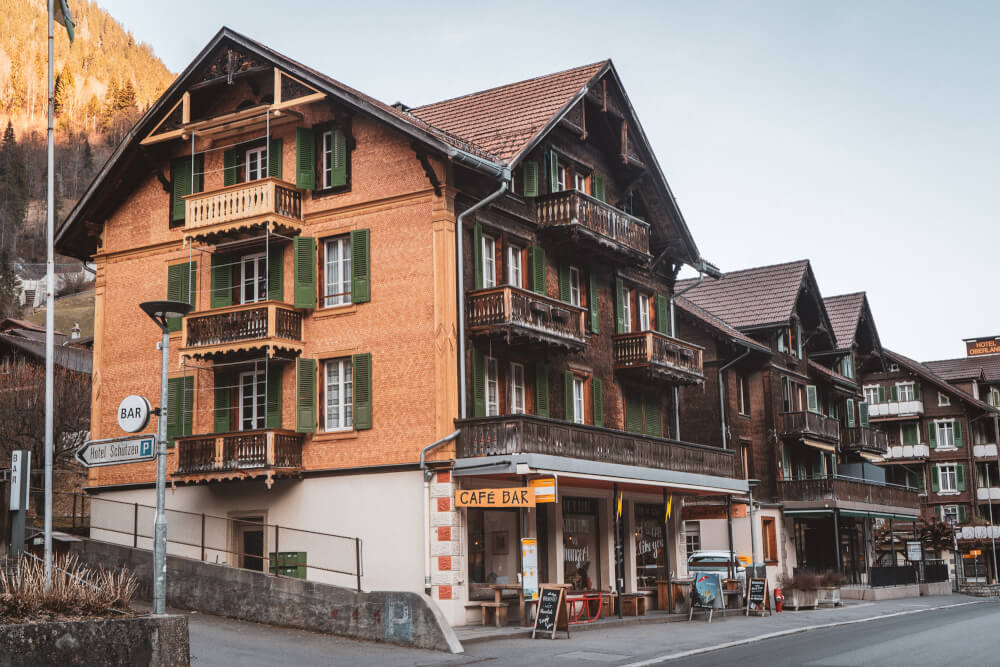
[44,0,56,589]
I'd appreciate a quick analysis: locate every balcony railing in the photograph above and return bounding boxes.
[456,414,740,479]
[183,301,303,351]
[185,178,302,231]
[779,475,920,510]
[467,286,587,349]
[534,190,650,257]
[174,429,304,475]
[779,411,841,444]
[613,330,704,384]
[884,443,930,460]
[974,444,999,458]
[841,426,889,456]
[868,400,924,418]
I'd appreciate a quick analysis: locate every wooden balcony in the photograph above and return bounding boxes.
[779,476,920,514]
[613,331,704,385]
[456,414,740,479]
[841,426,889,457]
[183,178,303,242]
[779,411,841,445]
[467,286,587,350]
[534,190,651,261]
[180,301,303,359]
[173,429,304,480]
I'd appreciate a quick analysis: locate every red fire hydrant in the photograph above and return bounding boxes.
[774,588,783,613]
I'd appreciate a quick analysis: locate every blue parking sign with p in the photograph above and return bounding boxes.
[140,438,154,457]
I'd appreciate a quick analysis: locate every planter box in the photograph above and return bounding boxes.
[817,586,841,607]
[785,588,818,610]
[0,614,189,666]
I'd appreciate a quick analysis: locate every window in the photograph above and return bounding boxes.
[939,465,958,493]
[324,358,353,431]
[507,245,522,287]
[634,504,665,589]
[510,362,525,415]
[556,163,567,192]
[239,369,266,431]
[737,375,749,416]
[840,355,854,379]
[684,521,701,558]
[240,253,267,304]
[245,146,267,181]
[485,356,499,416]
[568,267,581,307]
[622,288,633,333]
[864,385,880,405]
[990,388,1000,408]
[901,423,919,445]
[324,236,351,307]
[888,362,901,373]
[574,172,588,194]
[482,235,496,288]
[898,383,915,402]
[572,376,585,425]
[321,129,347,189]
[762,517,778,563]
[937,420,956,448]
[638,294,650,331]
[938,392,951,407]
[781,376,791,412]
[942,505,960,526]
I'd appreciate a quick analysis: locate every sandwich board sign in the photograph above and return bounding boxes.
[745,578,771,616]
[532,584,570,639]
[76,434,156,468]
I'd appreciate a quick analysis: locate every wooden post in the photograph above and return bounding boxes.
[72,493,77,533]
[833,508,842,573]
[201,513,206,562]
[274,524,280,576]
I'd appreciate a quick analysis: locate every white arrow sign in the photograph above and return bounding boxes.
[75,434,157,468]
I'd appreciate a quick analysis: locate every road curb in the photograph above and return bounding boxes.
[619,600,989,666]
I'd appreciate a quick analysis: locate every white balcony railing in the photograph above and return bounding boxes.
[977,487,1000,501]
[884,444,930,459]
[959,525,1000,540]
[868,400,924,417]
[974,444,999,458]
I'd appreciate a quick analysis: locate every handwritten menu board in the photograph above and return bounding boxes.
[746,578,770,615]
[531,585,569,639]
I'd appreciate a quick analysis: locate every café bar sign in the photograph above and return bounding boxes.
[455,487,535,508]
[966,336,1000,357]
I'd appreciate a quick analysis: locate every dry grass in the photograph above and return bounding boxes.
[0,555,138,624]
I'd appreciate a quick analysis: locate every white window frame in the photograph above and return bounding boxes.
[569,266,581,307]
[482,235,496,289]
[240,252,267,304]
[574,172,588,194]
[638,294,650,331]
[737,375,749,416]
[897,382,915,402]
[939,464,958,493]
[321,129,346,190]
[572,376,585,425]
[864,385,880,405]
[485,356,499,417]
[510,362,525,415]
[324,358,354,431]
[238,369,266,431]
[556,163,567,192]
[506,245,522,288]
[936,420,956,449]
[938,392,951,407]
[324,236,352,308]
[990,388,1000,408]
[841,355,854,379]
[684,521,701,558]
[942,505,960,526]
[245,145,267,182]
[623,288,633,333]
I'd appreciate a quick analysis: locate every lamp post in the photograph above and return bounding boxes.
[140,300,193,615]
[747,478,761,576]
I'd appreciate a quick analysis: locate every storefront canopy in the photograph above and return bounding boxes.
[785,509,918,521]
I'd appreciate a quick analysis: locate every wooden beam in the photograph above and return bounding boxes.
[182,92,190,124]
[273,68,282,106]
[411,145,442,197]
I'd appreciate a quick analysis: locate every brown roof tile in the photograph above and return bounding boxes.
[886,349,996,412]
[823,293,866,350]
[925,355,1000,384]
[674,296,770,354]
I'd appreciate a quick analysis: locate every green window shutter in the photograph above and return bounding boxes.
[266,365,283,429]
[214,370,232,433]
[349,229,371,303]
[166,377,182,443]
[614,277,625,334]
[935,505,942,520]
[846,398,856,427]
[522,161,539,198]
[878,385,886,402]
[178,376,193,444]
[166,262,196,332]
[913,383,921,400]
[954,421,963,447]
[292,236,316,308]
[588,273,599,334]
[654,293,669,335]
[806,385,819,413]
[959,505,967,523]
[530,246,546,295]
[548,149,559,193]
[644,395,661,437]
[890,385,899,402]
[928,422,937,448]
[471,346,485,418]
[592,377,604,427]
[330,128,347,187]
[592,174,605,202]
[535,362,549,417]
[211,253,233,308]
[473,222,484,290]
[295,357,316,433]
[268,138,283,180]
[171,157,191,223]
[563,371,575,422]
[352,353,372,430]
[859,401,869,427]
[558,261,570,303]
[625,391,643,434]
[295,127,316,190]
[931,466,940,493]
[268,245,284,302]
[223,149,238,187]
[957,464,966,491]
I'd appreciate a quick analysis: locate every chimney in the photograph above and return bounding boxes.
[71,323,80,339]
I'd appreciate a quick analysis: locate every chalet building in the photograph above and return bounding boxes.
[55,27,748,625]
[675,262,921,587]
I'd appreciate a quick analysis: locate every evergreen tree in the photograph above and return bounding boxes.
[0,121,29,250]
[0,250,21,318]
[54,66,75,116]
[117,80,137,111]
[82,137,94,172]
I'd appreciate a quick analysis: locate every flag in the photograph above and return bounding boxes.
[54,0,75,43]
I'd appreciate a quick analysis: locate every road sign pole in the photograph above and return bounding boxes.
[153,327,169,615]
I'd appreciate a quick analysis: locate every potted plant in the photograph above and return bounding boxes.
[817,571,845,607]
[779,572,819,610]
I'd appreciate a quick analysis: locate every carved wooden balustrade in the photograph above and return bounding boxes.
[182,301,302,355]
[184,177,302,231]
[534,190,651,258]
[174,430,304,475]
[779,411,841,444]
[841,426,889,456]
[613,330,704,384]
[779,476,919,510]
[467,286,587,349]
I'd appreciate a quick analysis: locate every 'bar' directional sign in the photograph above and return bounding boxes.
[75,434,156,468]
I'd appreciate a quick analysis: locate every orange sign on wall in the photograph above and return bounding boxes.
[966,337,1000,357]
[455,487,535,508]
[529,477,556,503]
[682,504,747,521]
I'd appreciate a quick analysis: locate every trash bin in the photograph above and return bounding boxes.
[670,578,693,615]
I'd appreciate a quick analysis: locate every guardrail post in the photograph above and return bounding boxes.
[274,524,280,577]
[133,502,138,548]
[356,538,362,591]
[201,513,206,562]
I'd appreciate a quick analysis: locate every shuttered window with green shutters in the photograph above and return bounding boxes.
[323,128,348,188]
[878,385,887,402]
[644,396,661,437]
[592,174,605,202]
[211,254,233,308]
[223,149,239,187]
[295,358,316,433]
[266,365,282,429]
[563,371,575,423]
[955,420,964,447]
[296,127,316,190]
[588,274,599,334]
[558,261,571,303]
[535,362,549,417]
[269,138,283,180]
[293,236,316,308]
[170,155,203,225]
[530,246,546,295]
[349,229,371,303]
[352,352,372,430]
[166,262,197,332]
[268,246,284,302]
[522,162,539,198]
[846,398,855,427]
[654,294,669,335]
[166,376,194,446]
[214,370,232,433]
[614,277,625,334]
[806,385,819,413]
[471,345,485,418]
[859,401,869,426]
[625,390,643,434]
[592,377,603,427]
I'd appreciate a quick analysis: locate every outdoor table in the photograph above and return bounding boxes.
[487,583,525,626]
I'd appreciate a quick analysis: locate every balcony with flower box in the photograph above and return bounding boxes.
[534,190,651,263]
[841,426,889,458]
[467,286,588,350]
[612,330,704,385]
[779,411,841,446]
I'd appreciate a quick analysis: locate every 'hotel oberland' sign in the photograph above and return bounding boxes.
[966,336,1000,357]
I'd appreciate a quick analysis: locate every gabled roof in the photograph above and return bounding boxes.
[823,292,883,357]
[884,349,996,413]
[0,333,92,374]
[0,318,47,333]
[674,296,771,355]
[925,355,1000,384]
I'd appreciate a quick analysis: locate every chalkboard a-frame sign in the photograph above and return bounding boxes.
[745,578,770,616]
[531,584,570,639]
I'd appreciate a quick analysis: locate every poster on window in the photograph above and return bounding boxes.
[521,538,539,601]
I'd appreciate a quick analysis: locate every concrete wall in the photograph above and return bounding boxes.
[0,615,188,667]
[70,538,463,654]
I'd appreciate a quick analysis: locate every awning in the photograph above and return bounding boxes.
[802,438,837,452]
[858,452,885,462]
[840,510,918,521]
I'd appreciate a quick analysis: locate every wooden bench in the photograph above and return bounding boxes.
[479,601,509,627]
[621,592,652,616]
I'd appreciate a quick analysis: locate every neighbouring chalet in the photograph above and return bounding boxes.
[675,262,921,588]
[54,27,747,625]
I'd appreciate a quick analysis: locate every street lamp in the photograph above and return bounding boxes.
[140,300,193,615]
[747,478,761,575]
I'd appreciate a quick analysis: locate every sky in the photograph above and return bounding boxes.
[96,0,1000,362]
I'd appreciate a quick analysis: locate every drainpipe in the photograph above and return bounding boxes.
[719,345,752,450]
[668,268,706,440]
[457,173,510,419]
[420,430,460,593]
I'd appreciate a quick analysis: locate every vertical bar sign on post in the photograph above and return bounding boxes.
[10,450,30,559]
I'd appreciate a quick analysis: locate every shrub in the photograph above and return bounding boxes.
[779,572,820,591]
[819,571,846,587]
